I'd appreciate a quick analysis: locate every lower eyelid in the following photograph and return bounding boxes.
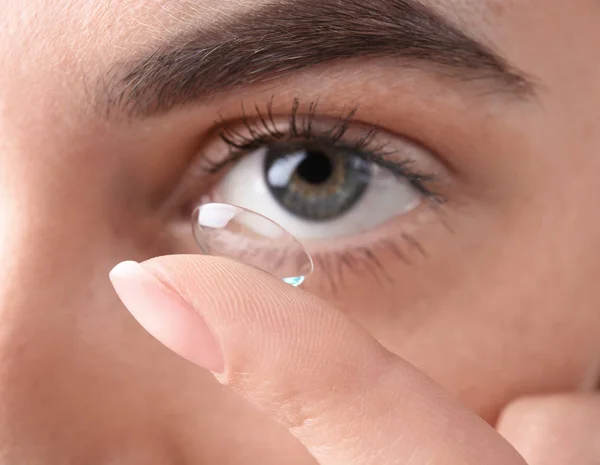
[307,232,430,293]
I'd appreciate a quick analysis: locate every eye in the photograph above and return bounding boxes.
[170,98,450,287]
[208,139,423,239]
[197,99,442,242]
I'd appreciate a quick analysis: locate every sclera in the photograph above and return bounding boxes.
[192,203,314,286]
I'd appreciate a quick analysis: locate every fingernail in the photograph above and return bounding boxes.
[109,260,224,373]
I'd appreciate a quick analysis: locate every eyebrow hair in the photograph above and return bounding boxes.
[105,0,534,117]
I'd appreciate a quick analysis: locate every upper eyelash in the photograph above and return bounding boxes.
[218,97,363,151]
[202,97,445,203]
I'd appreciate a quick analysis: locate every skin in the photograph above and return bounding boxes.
[1,0,600,463]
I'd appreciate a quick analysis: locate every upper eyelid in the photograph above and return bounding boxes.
[200,99,444,203]
[217,98,364,148]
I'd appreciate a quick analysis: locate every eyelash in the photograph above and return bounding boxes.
[201,97,444,204]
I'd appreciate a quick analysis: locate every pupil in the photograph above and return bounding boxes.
[296,151,333,185]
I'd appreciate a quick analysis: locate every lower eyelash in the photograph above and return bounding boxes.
[310,233,428,293]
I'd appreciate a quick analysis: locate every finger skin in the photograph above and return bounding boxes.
[118,255,526,465]
[497,394,600,465]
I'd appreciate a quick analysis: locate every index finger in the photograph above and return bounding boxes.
[110,256,526,465]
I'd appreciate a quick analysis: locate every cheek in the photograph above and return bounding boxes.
[313,201,600,424]
[323,270,595,424]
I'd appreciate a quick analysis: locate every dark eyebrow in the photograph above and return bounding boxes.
[105,0,534,117]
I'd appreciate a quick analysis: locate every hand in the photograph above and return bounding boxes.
[497,394,600,465]
[106,255,562,465]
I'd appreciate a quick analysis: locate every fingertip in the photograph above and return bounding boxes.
[109,260,142,281]
[109,258,225,373]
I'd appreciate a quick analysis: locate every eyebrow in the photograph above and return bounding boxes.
[105,0,534,117]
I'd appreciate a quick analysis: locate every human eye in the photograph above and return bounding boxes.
[175,97,451,289]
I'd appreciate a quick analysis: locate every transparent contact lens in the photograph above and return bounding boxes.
[192,203,314,286]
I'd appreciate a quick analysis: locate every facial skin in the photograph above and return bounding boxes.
[1,0,600,463]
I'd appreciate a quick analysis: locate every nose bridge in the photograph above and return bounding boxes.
[0,188,79,460]
[0,127,127,371]
[0,180,143,464]
[0,153,188,460]
[0,127,128,453]
[0,141,99,370]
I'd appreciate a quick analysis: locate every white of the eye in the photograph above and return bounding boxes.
[212,147,421,239]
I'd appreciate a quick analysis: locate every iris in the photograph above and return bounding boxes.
[264,141,372,221]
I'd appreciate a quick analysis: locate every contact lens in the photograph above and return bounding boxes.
[192,203,314,286]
